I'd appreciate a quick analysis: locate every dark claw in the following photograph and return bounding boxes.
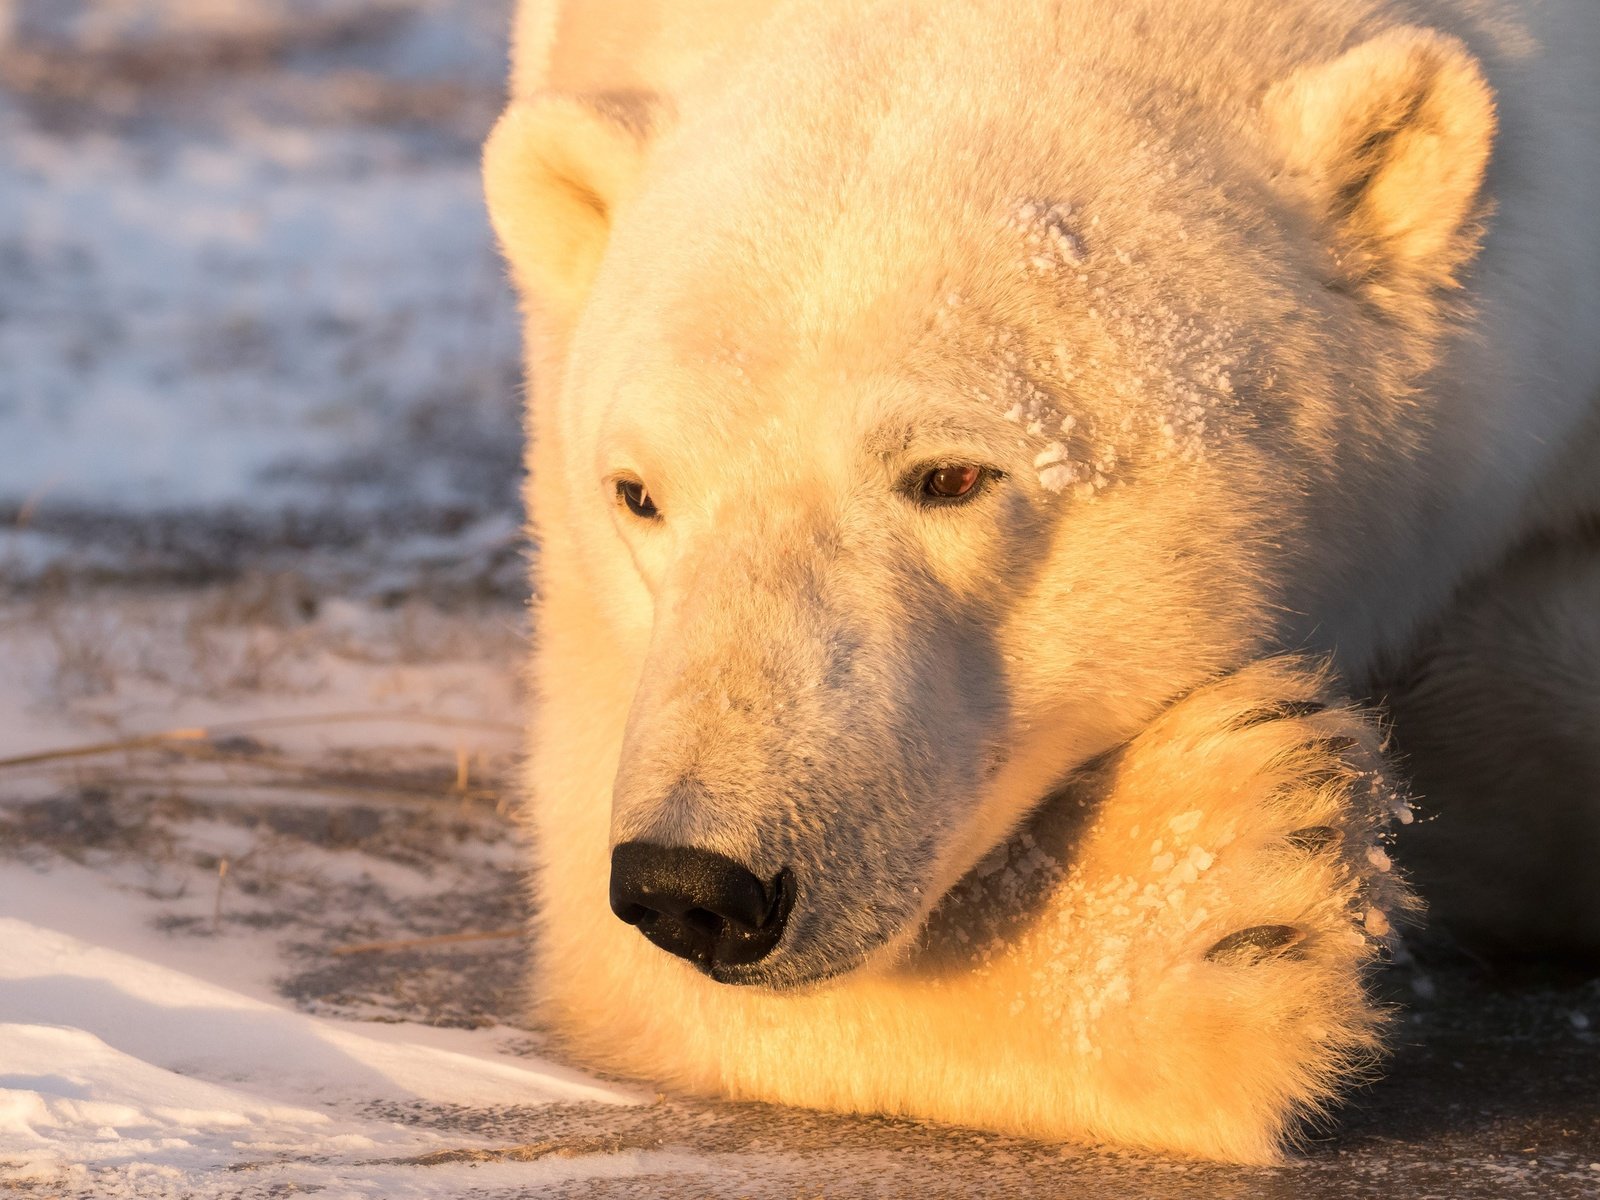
[1205,924,1306,964]
[1229,699,1329,730]
[1285,825,1343,854]
[1291,736,1364,788]
[1277,699,1329,719]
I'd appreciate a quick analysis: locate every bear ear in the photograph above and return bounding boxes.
[483,93,657,322]
[1263,28,1496,300]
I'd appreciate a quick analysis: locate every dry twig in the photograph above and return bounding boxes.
[0,709,519,778]
[332,928,523,956]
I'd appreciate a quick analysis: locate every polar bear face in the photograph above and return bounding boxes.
[485,12,1493,989]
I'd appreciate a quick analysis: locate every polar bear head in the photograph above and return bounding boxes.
[484,8,1494,989]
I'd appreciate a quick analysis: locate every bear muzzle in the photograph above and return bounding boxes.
[609,841,795,979]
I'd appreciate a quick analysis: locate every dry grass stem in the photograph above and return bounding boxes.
[332,928,523,956]
[0,709,520,774]
[391,1135,653,1165]
[205,710,522,737]
[30,771,505,808]
[212,857,230,931]
[0,729,208,770]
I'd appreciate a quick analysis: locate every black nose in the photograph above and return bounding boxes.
[609,842,793,972]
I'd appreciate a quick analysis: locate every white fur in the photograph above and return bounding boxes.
[485,0,1600,1163]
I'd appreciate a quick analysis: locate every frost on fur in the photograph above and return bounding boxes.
[915,658,1416,1161]
[530,657,1417,1164]
[498,0,1599,1170]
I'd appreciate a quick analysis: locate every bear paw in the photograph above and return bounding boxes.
[1013,658,1415,1161]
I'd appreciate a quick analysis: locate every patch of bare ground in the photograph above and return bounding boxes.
[0,1,505,135]
[4,589,1597,1196]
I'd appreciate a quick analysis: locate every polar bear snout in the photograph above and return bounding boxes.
[609,841,796,977]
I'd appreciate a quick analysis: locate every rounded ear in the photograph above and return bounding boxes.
[1264,28,1496,301]
[483,93,657,323]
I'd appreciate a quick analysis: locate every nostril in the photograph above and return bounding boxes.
[608,842,793,973]
[612,903,651,928]
[681,907,725,937]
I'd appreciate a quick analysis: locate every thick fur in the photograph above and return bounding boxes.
[485,0,1600,1163]
[1386,533,1600,958]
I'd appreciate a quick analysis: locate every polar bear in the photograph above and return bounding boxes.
[483,0,1600,1163]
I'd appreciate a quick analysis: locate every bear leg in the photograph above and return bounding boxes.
[1386,533,1600,962]
[996,656,1413,1160]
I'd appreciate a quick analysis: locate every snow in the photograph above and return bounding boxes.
[1,4,1596,1196]
[1,919,629,1193]
[0,0,525,591]
[1,921,618,1111]
[0,591,644,1196]
[1008,199,1087,273]
[0,11,644,1190]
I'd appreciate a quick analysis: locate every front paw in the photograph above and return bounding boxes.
[1034,658,1414,1160]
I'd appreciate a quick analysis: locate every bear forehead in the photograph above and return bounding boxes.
[584,3,1326,485]
[596,223,1260,506]
[617,69,1286,392]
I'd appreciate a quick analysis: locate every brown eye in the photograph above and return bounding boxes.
[616,478,659,519]
[920,464,983,502]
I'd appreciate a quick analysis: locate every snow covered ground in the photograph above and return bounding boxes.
[1,3,1598,1197]
[0,591,655,1197]
[0,0,526,596]
[4,603,1598,1200]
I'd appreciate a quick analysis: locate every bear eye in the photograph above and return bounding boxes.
[615,478,660,520]
[916,464,986,503]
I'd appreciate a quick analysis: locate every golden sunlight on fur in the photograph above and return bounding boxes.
[486,0,1600,1165]
[533,658,1411,1163]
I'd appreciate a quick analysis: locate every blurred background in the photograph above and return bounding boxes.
[2,7,1597,1195]
[0,0,526,600]
[0,1,546,1142]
